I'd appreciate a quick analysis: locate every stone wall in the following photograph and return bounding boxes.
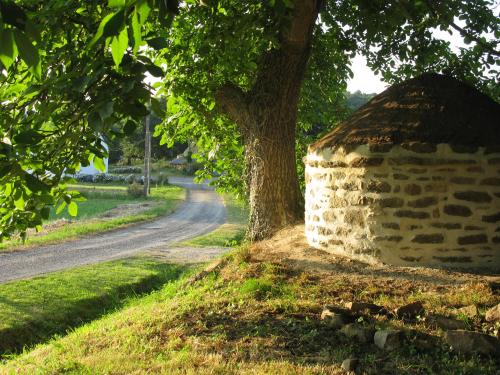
[304,143,500,270]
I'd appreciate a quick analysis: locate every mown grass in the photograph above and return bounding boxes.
[49,190,137,221]
[178,194,248,247]
[2,247,498,374]
[0,185,185,251]
[0,256,190,357]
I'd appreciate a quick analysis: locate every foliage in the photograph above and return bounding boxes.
[0,0,498,237]
[346,90,377,110]
[127,182,144,198]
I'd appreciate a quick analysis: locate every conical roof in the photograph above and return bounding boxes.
[311,73,500,151]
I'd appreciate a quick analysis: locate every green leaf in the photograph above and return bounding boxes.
[13,30,40,78]
[0,28,18,70]
[131,10,142,53]
[14,196,24,210]
[88,111,103,130]
[108,0,125,8]
[93,156,106,172]
[146,63,164,77]
[123,120,137,135]
[24,173,48,192]
[40,206,51,220]
[68,201,78,217]
[151,97,165,117]
[89,10,125,48]
[0,1,27,29]
[56,201,66,215]
[103,10,126,38]
[13,130,44,145]
[146,37,168,50]
[110,26,128,66]
[98,101,114,120]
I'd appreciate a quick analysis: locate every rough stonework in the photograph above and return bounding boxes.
[305,74,500,270]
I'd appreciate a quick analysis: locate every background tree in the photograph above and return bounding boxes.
[0,0,498,241]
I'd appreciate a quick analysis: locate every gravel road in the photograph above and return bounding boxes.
[0,178,227,284]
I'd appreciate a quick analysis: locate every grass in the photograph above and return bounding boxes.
[49,190,136,221]
[0,185,185,251]
[178,194,248,247]
[2,246,498,374]
[0,256,190,357]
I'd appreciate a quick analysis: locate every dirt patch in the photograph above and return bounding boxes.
[98,202,156,219]
[251,225,500,288]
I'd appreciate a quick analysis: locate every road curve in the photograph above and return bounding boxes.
[0,179,226,284]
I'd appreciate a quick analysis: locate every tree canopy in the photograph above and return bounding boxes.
[0,0,498,240]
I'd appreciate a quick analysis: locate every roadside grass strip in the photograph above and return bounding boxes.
[0,186,185,251]
[1,247,498,374]
[0,256,191,357]
[178,194,248,248]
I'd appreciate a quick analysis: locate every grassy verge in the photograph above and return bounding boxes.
[0,256,191,357]
[178,194,248,247]
[0,185,185,252]
[2,246,498,374]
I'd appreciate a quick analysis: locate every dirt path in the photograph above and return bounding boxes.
[0,181,227,284]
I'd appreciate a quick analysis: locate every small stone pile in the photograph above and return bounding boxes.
[321,301,500,373]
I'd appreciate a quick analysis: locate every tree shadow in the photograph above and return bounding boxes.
[0,261,190,357]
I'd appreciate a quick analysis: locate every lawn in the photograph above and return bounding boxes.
[177,194,248,248]
[1,245,498,374]
[0,185,186,251]
[0,257,190,356]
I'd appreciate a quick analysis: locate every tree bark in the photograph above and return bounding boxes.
[216,0,321,241]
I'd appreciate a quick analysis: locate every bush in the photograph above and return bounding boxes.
[109,166,142,174]
[156,173,169,186]
[127,182,144,198]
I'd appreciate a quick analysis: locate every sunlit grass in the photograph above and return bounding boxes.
[177,194,247,247]
[0,256,190,356]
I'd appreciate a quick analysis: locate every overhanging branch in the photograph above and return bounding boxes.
[215,82,251,132]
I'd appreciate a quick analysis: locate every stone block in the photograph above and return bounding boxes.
[457,234,488,245]
[450,177,475,185]
[480,177,500,186]
[444,330,500,356]
[408,197,438,208]
[377,198,404,208]
[340,323,375,343]
[485,303,500,323]
[444,205,472,217]
[374,330,403,350]
[483,213,500,223]
[367,180,391,193]
[454,191,492,203]
[412,234,444,244]
[394,210,430,219]
[404,184,422,195]
[350,157,384,168]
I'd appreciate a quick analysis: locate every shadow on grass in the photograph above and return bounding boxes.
[0,261,190,357]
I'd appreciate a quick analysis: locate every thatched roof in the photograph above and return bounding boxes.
[310,73,500,151]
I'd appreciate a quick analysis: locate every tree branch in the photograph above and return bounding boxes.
[422,0,500,57]
[215,82,251,132]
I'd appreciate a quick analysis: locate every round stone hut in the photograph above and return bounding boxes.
[304,73,500,270]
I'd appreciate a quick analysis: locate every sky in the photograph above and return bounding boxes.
[346,13,497,95]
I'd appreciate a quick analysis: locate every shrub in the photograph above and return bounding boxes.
[127,183,144,198]
[109,166,143,174]
[157,173,169,186]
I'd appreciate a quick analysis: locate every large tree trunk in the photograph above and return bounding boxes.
[216,0,321,241]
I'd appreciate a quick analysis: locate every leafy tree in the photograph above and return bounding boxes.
[0,0,498,241]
